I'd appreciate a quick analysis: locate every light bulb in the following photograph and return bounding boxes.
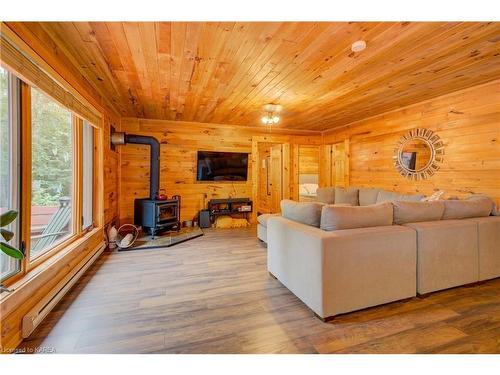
[272,116,280,123]
[261,116,269,124]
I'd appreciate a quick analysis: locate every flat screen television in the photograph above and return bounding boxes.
[196,151,249,181]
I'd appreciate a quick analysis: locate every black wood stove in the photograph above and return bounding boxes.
[134,196,181,236]
[112,132,181,236]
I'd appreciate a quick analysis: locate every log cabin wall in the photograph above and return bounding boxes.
[298,146,321,175]
[321,80,500,205]
[118,118,321,223]
[0,23,121,353]
[103,116,121,225]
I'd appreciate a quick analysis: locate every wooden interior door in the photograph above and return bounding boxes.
[269,144,283,213]
[331,140,349,187]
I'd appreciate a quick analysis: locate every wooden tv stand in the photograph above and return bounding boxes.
[208,198,253,222]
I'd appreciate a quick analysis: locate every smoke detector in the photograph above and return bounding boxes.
[351,40,367,53]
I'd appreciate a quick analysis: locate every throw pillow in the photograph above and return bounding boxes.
[393,201,445,224]
[334,187,359,206]
[357,187,381,206]
[421,190,444,202]
[465,194,499,216]
[280,199,324,227]
[320,202,393,231]
[442,197,493,220]
[316,187,335,204]
[376,190,425,203]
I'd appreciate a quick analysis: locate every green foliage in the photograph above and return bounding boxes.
[0,210,23,259]
[2,72,72,209]
[0,242,23,260]
[31,89,72,206]
[1,229,14,241]
[0,210,17,226]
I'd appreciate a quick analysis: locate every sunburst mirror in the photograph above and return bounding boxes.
[394,128,444,180]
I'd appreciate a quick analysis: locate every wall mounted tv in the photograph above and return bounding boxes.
[196,151,249,182]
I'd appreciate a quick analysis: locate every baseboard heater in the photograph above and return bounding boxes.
[22,243,105,338]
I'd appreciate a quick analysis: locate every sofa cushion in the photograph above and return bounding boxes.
[464,216,500,281]
[320,202,393,231]
[334,187,359,206]
[357,187,381,206]
[442,197,493,220]
[280,200,324,227]
[316,187,335,204]
[403,220,479,294]
[465,194,499,216]
[257,213,280,227]
[376,190,425,203]
[393,201,445,225]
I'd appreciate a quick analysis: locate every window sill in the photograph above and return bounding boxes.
[0,227,103,300]
[27,231,80,271]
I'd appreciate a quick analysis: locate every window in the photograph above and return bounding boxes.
[82,121,94,230]
[0,62,101,283]
[30,88,74,260]
[0,67,21,281]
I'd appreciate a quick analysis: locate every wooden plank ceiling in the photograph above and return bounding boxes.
[7,22,500,131]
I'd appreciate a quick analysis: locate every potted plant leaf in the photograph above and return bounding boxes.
[1,210,24,293]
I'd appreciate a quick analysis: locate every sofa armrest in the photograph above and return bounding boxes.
[267,217,327,316]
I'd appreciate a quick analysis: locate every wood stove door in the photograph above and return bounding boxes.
[157,203,178,223]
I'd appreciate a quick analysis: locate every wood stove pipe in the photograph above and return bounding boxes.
[111,132,160,200]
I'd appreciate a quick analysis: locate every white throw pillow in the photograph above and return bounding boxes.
[421,191,444,202]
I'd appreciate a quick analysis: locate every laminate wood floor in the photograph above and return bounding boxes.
[18,227,500,353]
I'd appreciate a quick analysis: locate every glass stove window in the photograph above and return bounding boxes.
[30,87,74,260]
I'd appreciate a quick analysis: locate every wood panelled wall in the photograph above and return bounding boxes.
[322,80,500,205]
[0,23,120,353]
[118,118,320,223]
[103,116,120,225]
[298,146,320,175]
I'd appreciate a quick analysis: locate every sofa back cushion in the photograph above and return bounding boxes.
[316,187,335,204]
[357,187,381,206]
[376,190,425,203]
[280,200,324,227]
[465,194,499,216]
[320,202,393,231]
[334,187,359,206]
[442,197,493,220]
[393,201,445,224]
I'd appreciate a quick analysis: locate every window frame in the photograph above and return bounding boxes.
[2,79,101,284]
[28,87,77,265]
[81,120,95,232]
[0,68,22,282]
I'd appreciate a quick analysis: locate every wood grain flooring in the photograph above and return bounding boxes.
[17,228,500,354]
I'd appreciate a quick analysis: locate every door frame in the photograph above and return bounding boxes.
[251,136,291,222]
[320,138,350,188]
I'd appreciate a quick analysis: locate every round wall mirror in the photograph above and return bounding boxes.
[394,128,444,180]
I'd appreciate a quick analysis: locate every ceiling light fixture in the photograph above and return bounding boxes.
[351,40,367,53]
[261,103,282,125]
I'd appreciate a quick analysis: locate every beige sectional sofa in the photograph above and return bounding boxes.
[263,187,500,320]
[268,216,417,319]
[470,216,500,281]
